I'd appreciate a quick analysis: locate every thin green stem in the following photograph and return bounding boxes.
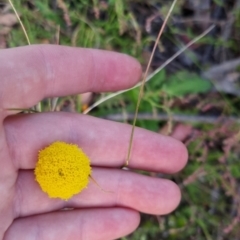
[125,0,178,166]
[83,26,215,115]
[8,0,30,45]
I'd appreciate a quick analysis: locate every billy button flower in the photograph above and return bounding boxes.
[34,141,91,200]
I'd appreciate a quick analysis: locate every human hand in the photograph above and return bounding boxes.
[1,45,188,240]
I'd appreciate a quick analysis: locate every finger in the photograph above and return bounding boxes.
[4,208,140,240]
[14,168,180,218]
[0,45,141,115]
[5,113,188,173]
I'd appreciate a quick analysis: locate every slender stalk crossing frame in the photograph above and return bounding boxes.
[125,0,178,166]
[8,0,30,45]
[8,0,42,112]
[82,1,215,165]
[83,26,215,114]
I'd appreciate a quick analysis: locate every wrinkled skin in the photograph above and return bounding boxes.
[0,45,188,240]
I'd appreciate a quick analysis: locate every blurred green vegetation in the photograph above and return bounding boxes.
[4,0,240,239]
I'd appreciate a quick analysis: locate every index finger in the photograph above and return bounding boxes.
[0,45,141,116]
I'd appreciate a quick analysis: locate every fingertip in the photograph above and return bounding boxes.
[161,137,188,174]
[174,141,188,173]
[161,180,181,215]
[85,208,141,240]
[90,49,142,92]
[119,208,141,235]
[122,54,142,88]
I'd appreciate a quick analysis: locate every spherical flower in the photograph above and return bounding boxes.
[34,141,91,200]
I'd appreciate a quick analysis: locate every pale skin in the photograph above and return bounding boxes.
[0,45,188,240]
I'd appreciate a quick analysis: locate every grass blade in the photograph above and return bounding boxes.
[83,25,215,115]
[8,0,30,45]
[125,0,178,166]
[8,0,42,112]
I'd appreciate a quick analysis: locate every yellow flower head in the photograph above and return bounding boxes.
[34,141,91,200]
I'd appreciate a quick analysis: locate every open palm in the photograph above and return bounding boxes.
[1,45,187,240]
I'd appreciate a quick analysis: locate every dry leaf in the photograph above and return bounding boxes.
[0,35,6,49]
[0,13,18,27]
[171,123,193,141]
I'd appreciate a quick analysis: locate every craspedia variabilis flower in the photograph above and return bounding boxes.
[34,141,91,200]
